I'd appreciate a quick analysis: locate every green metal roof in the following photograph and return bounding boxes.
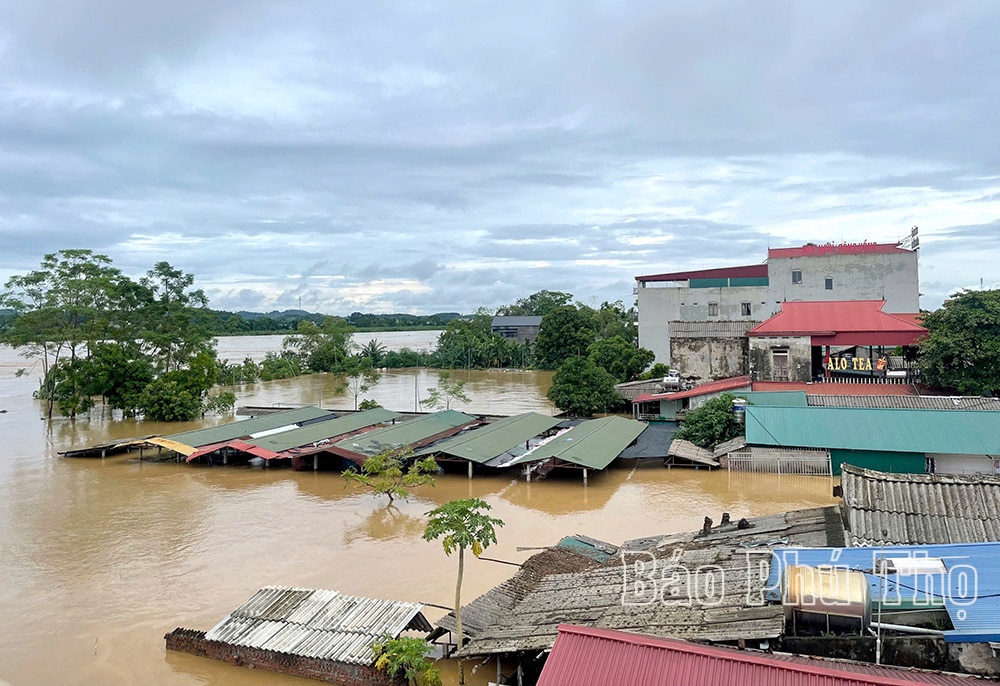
[746,406,1000,456]
[734,391,808,407]
[164,406,335,448]
[249,408,401,453]
[334,410,478,457]
[507,416,647,470]
[415,412,561,464]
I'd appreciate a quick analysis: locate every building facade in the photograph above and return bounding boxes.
[636,240,920,368]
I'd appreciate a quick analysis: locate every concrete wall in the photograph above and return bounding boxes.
[165,629,404,686]
[670,337,748,381]
[767,250,920,313]
[748,336,812,382]
[637,284,767,364]
[688,385,752,411]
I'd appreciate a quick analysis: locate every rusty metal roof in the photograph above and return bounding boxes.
[538,625,980,686]
[840,465,1000,546]
[204,586,430,666]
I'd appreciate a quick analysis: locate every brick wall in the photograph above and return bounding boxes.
[165,628,405,686]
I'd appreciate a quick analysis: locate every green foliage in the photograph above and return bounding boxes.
[345,359,382,410]
[138,378,204,421]
[383,347,434,368]
[587,335,655,382]
[260,351,306,380]
[920,290,1000,396]
[203,391,237,415]
[423,498,504,558]
[534,305,596,369]
[359,338,388,366]
[358,398,383,410]
[496,290,573,317]
[372,635,441,686]
[283,316,356,373]
[593,300,638,345]
[547,356,622,417]
[422,371,471,410]
[638,362,672,381]
[343,449,437,504]
[673,393,744,450]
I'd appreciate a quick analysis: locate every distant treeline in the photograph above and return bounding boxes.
[209,309,464,335]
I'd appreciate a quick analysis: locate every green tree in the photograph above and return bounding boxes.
[422,371,471,410]
[138,377,203,421]
[345,359,382,410]
[673,393,743,450]
[593,300,638,344]
[422,498,504,685]
[547,356,622,417]
[496,290,573,317]
[534,305,596,369]
[920,290,1000,396]
[284,316,356,372]
[359,338,388,366]
[587,335,655,382]
[358,398,383,410]
[372,636,441,686]
[138,261,216,374]
[343,449,437,504]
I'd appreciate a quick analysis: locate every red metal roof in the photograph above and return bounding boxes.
[632,376,752,404]
[185,439,282,463]
[751,381,918,396]
[635,264,768,283]
[537,625,978,686]
[747,300,927,346]
[768,242,906,259]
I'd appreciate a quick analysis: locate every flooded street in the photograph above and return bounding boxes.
[0,334,837,686]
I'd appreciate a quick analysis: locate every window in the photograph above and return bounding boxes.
[825,277,834,290]
[741,302,752,317]
[792,270,802,285]
[708,302,719,317]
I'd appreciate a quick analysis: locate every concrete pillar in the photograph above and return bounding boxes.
[313,454,319,471]
[583,468,588,487]
[223,453,228,466]
[467,461,473,480]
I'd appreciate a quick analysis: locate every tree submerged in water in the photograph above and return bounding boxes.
[343,448,437,504]
[673,393,744,450]
[372,635,441,686]
[421,371,471,410]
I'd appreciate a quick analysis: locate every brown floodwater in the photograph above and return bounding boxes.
[0,335,837,686]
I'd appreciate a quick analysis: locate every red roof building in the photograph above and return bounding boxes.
[537,625,979,686]
[633,375,752,404]
[635,264,768,283]
[768,241,908,260]
[747,300,926,347]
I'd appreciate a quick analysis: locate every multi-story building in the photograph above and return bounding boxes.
[635,240,920,375]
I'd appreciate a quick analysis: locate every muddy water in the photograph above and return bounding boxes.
[0,336,837,686]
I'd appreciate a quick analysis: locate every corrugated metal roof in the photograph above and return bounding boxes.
[205,586,430,665]
[809,396,1000,411]
[414,412,560,464]
[165,406,335,448]
[752,382,918,396]
[636,264,768,282]
[840,465,1000,546]
[767,543,1000,643]
[144,437,199,456]
[634,376,752,404]
[505,416,647,470]
[537,624,979,686]
[334,410,478,457]
[491,316,542,327]
[668,320,761,338]
[746,406,1000,456]
[249,408,400,453]
[747,300,926,346]
[737,391,809,407]
[667,438,719,466]
[185,439,282,463]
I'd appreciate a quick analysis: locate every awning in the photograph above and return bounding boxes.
[185,439,282,463]
[143,437,198,456]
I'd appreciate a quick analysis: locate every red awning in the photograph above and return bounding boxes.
[185,439,282,463]
[747,300,926,346]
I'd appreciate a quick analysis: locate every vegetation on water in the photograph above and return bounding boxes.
[342,448,438,504]
[422,498,504,685]
[372,635,441,686]
[421,371,471,410]
[673,393,745,450]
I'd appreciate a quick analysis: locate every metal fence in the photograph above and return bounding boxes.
[726,447,832,475]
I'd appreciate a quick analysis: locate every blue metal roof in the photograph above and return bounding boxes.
[767,543,1000,642]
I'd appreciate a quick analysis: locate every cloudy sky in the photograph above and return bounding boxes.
[0,1,998,314]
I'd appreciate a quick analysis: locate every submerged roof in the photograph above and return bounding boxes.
[251,408,400,453]
[185,439,281,463]
[506,416,647,470]
[840,465,1000,546]
[748,300,926,346]
[204,586,431,665]
[636,263,768,283]
[164,406,335,449]
[746,405,1000,456]
[768,543,1000,643]
[334,410,479,457]
[538,624,976,686]
[415,412,560,464]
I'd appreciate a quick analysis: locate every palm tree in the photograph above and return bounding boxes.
[422,498,504,685]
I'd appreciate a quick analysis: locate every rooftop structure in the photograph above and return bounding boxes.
[491,315,542,343]
[839,465,1000,546]
[162,406,336,452]
[504,416,647,472]
[331,410,481,464]
[537,624,979,686]
[635,264,769,284]
[751,382,919,396]
[414,412,560,467]
[747,300,926,347]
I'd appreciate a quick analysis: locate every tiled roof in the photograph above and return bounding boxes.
[748,300,926,346]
